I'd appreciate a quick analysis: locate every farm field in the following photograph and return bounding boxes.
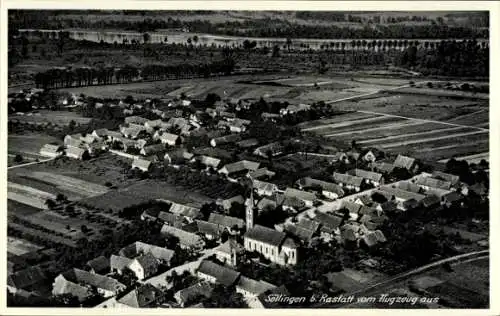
[438,152,490,164]
[9,110,92,126]
[8,181,57,210]
[8,199,43,217]
[7,236,44,256]
[8,133,61,159]
[8,222,78,248]
[446,109,489,126]
[304,111,489,163]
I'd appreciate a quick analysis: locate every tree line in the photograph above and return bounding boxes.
[34,59,236,90]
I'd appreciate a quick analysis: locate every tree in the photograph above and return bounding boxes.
[68,120,76,131]
[45,199,56,210]
[202,284,248,308]
[272,45,280,57]
[14,154,23,163]
[56,193,67,202]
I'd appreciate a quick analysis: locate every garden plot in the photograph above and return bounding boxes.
[8,223,78,248]
[388,140,489,162]
[302,114,393,132]
[447,109,489,126]
[363,127,475,147]
[298,112,378,130]
[9,110,92,126]
[7,236,44,256]
[350,122,452,142]
[379,130,487,149]
[78,190,151,213]
[27,171,109,197]
[318,117,407,136]
[8,199,43,217]
[8,182,57,210]
[7,174,85,201]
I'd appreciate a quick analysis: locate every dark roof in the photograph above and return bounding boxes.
[158,211,185,227]
[236,276,276,295]
[119,241,175,263]
[197,260,241,286]
[469,183,487,196]
[284,224,315,243]
[244,224,286,247]
[432,171,460,185]
[257,285,290,307]
[86,256,110,274]
[348,169,383,182]
[297,217,320,232]
[175,281,213,304]
[61,268,126,292]
[135,253,159,275]
[208,213,245,229]
[342,201,362,214]
[196,220,222,237]
[297,177,344,196]
[313,212,343,231]
[333,172,363,187]
[118,284,163,308]
[216,239,245,255]
[421,195,441,207]
[7,266,47,289]
[443,191,463,203]
[416,177,452,190]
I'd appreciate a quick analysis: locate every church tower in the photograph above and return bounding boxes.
[245,176,254,231]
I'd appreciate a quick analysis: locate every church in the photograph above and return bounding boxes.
[243,176,298,266]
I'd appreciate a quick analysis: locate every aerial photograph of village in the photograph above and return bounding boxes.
[6,9,490,309]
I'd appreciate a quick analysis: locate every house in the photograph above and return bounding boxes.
[125,115,149,126]
[155,132,180,146]
[210,134,241,147]
[174,282,213,307]
[131,158,152,172]
[119,241,175,266]
[219,160,261,179]
[284,218,319,244]
[86,256,110,275]
[284,188,317,207]
[217,195,245,211]
[145,119,170,131]
[116,284,164,308]
[191,155,221,170]
[360,230,387,248]
[371,162,395,174]
[236,138,260,149]
[196,220,223,240]
[7,266,50,296]
[416,177,452,191]
[215,239,245,266]
[331,151,349,164]
[254,285,290,308]
[332,172,364,191]
[296,177,345,200]
[376,186,426,210]
[347,150,361,161]
[52,268,126,300]
[282,195,307,212]
[342,201,362,216]
[228,119,250,133]
[244,225,298,266]
[248,168,276,180]
[420,195,441,208]
[441,191,464,208]
[280,103,311,115]
[236,276,276,299]
[208,213,245,231]
[160,225,206,251]
[92,128,111,140]
[168,203,202,222]
[157,211,185,228]
[253,142,284,158]
[120,125,147,139]
[403,198,420,210]
[66,146,90,160]
[394,154,418,172]
[196,260,241,286]
[348,169,384,186]
[164,150,194,166]
[397,181,422,193]
[64,134,83,146]
[256,196,281,211]
[80,134,98,144]
[468,182,488,198]
[261,112,281,121]
[354,195,373,206]
[39,144,63,158]
[110,254,158,280]
[140,144,165,156]
[432,171,460,186]
[140,208,161,221]
[253,180,279,197]
[363,150,377,162]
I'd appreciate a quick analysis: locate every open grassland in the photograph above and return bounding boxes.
[8,133,61,157]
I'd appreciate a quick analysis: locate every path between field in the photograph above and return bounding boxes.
[302,115,398,132]
[447,109,487,122]
[357,110,489,132]
[417,140,489,152]
[380,130,487,149]
[359,126,468,145]
[324,82,415,105]
[7,157,55,170]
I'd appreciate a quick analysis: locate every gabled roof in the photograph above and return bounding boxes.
[216,239,245,255]
[86,256,110,274]
[297,177,344,196]
[61,268,125,292]
[253,142,284,157]
[158,211,185,227]
[348,169,383,183]
[374,230,387,243]
[284,223,315,242]
[135,253,159,274]
[220,160,261,175]
[313,211,343,232]
[442,191,463,203]
[197,260,241,286]
[416,177,452,190]
[118,284,163,308]
[378,185,426,201]
[158,132,180,143]
[256,197,278,210]
[432,171,460,185]
[362,232,379,247]
[397,181,422,193]
[211,134,241,145]
[119,241,175,263]
[40,143,62,154]
[297,217,320,232]
[52,278,90,301]
[141,144,165,155]
[236,138,259,148]
[125,115,149,125]
[333,172,363,187]
[469,182,487,196]
[421,195,441,208]
[248,168,276,180]
[120,125,146,138]
[194,155,221,168]
[284,187,317,202]
[403,198,420,209]
[253,180,278,193]
[394,154,416,170]
[169,203,201,219]
[160,225,204,247]
[342,201,362,214]
[66,146,87,158]
[7,266,47,289]
[208,213,245,229]
[371,162,395,174]
[110,255,134,271]
[244,224,286,247]
[175,281,213,304]
[237,276,276,295]
[196,220,222,237]
[132,158,152,170]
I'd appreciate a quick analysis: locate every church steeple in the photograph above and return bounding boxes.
[245,175,254,231]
